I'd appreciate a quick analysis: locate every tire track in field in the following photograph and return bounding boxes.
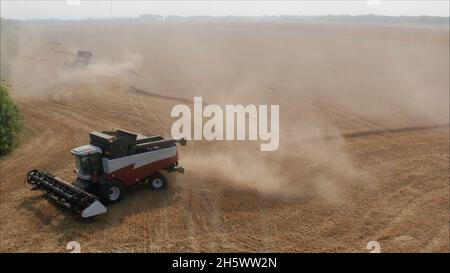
[136,94,165,134]
[200,187,234,251]
[257,196,274,251]
[303,123,449,142]
[312,100,388,131]
[181,184,200,251]
[128,94,154,131]
[256,78,388,132]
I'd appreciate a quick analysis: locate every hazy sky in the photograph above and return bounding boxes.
[1,1,449,20]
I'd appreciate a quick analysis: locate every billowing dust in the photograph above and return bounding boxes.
[57,53,143,84]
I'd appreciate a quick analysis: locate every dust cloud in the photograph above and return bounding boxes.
[182,114,376,203]
[7,21,448,203]
[57,53,143,84]
[156,23,448,202]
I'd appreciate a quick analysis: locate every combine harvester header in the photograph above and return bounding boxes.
[26,129,186,218]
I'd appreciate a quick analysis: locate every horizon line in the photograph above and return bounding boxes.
[2,13,449,21]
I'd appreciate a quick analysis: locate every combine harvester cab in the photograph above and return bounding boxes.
[26,129,186,218]
[75,50,93,66]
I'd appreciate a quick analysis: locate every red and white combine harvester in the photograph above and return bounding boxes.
[26,129,186,218]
